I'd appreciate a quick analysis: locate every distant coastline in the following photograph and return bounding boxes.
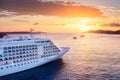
[85,30,120,34]
[0,32,46,34]
[0,30,120,35]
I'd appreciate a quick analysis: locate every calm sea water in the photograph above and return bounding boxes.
[0,33,120,80]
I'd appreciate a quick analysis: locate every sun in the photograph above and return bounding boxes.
[80,20,91,32]
[81,26,91,32]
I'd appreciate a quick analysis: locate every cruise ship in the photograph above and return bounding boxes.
[0,34,69,76]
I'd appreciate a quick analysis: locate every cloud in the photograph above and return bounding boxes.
[98,6,120,18]
[102,22,120,27]
[0,10,17,17]
[33,22,39,25]
[32,22,66,26]
[13,19,31,22]
[0,0,104,18]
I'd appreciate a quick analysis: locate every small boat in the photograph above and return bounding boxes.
[80,34,85,37]
[73,37,77,39]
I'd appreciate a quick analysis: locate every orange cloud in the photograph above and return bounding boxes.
[0,0,104,18]
[102,22,120,27]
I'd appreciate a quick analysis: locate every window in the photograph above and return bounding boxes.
[9,57,12,60]
[13,53,15,55]
[13,60,16,63]
[30,54,32,56]
[12,50,15,52]
[6,66,9,68]
[16,53,19,55]
[1,67,3,69]
[16,56,19,58]
[8,50,11,53]
[29,45,31,47]
[23,55,25,57]
[16,46,18,48]
[3,50,7,53]
[20,52,22,54]
[8,47,11,49]
[5,58,8,60]
[23,46,25,48]
[19,46,22,48]
[0,59,3,61]
[26,45,28,47]
[3,47,7,50]
[12,46,15,49]
[0,54,2,57]
[24,58,26,61]
[13,57,15,59]
[17,60,19,62]
[3,54,7,57]
[20,56,22,58]
[9,53,12,56]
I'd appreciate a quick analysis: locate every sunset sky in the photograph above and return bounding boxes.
[0,0,120,33]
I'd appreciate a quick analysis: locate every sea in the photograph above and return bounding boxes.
[0,33,120,80]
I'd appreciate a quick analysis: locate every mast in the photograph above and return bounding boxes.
[30,28,34,38]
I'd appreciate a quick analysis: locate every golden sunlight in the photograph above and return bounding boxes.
[79,19,91,32]
[81,26,91,32]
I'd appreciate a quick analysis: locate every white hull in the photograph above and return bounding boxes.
[0,47,69,76]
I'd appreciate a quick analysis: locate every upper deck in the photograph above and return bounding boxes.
[0,37,51,45]
[0,37,55,53]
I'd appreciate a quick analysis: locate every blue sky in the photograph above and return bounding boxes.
[49,0,120,9]
[75,0,120,9]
